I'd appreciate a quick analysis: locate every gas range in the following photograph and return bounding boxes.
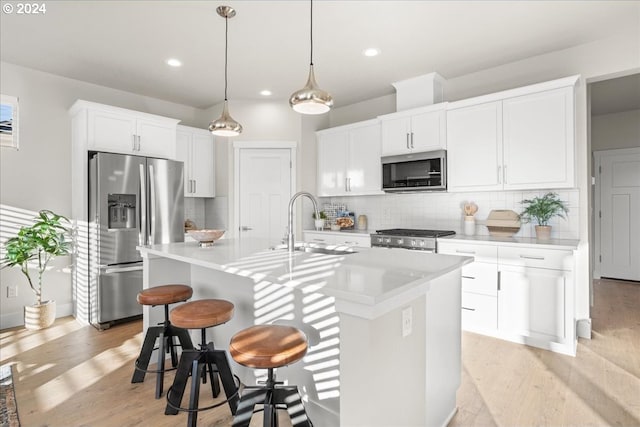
[370,228,456,252]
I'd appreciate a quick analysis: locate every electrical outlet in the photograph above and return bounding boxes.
[7,285,18,298]
[402,307,412,337]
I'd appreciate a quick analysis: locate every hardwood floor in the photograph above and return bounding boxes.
[1,278,638,426]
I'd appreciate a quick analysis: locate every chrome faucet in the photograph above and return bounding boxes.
[287,191,320,251]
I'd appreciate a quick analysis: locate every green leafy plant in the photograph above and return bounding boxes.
[312,211,327,220]
[2,210,71,306]
[520,193,569,227]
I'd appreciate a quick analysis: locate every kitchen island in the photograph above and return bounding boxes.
[138,238,472,427]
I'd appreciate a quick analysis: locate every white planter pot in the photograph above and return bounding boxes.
[535,225,552,240]
[24,300,56,330]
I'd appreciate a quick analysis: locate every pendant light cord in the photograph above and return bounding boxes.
[224,14,229,101]
[309,0,314,66]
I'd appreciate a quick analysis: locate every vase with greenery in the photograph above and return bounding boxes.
[2,210,71,329]
[519,193,569,240]
[312,211,327,230]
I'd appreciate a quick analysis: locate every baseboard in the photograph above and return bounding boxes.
[0,302,74,330]
[577,318,592,339]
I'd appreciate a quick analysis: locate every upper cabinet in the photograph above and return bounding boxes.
[379,104,447,156]
[317,119,383,197]
[176,125,215,198]
[70,100,179,159]
[447,76,578,192]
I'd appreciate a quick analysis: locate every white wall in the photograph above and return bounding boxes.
[592,109,640,151]
[0,61,205,329]
[323,28,640,330]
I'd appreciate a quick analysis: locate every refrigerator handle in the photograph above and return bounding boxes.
[139,163,147,246]
[149,164,156,245]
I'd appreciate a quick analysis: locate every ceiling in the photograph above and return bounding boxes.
[1,1,639,111]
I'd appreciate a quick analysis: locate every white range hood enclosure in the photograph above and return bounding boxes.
[392,72,445,111]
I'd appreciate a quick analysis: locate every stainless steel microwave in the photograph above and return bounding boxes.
[381,150,447,192]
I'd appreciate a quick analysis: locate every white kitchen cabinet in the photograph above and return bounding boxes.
[447,76,578,192]
[498,266,569,344]
[379,104,446,156]
[176,125,215,198]
[446,101,503,191]
[439,238,576,355]
[303,231,371,248]
[79,101,178,159]
[317,119,383,197]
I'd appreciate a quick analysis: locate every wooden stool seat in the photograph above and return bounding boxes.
[230,325,308,369]
[137,284,193,306]
[169,299,234,330]
[229,325,311,427]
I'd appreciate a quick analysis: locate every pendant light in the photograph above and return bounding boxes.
[209,5,243,137]
[289,0,333,115]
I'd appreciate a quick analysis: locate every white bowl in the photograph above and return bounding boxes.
[187,229,225,247]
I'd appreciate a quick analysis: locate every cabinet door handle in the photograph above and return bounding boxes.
[137,135,141,151]
[240,226,253,231]
[503,165,507,184]
[497,271,501,291]
[462,275,475,280]
[462,307,476,312]
[193,179,196,194]
[497,166,501,184]
[312,238,326,242]
[406,133,410,149]
[410,132,414,148]
[456,249,476,254]
[348,177,351,192]
[520,255,545,260]
[132,135,137,151]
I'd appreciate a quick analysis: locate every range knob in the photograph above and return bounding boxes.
[384,238,391,244]
[419,240,426,247]
[411,239,417,246]
[396,238,404,245]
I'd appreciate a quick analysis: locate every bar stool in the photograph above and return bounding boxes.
[229,324,313,427]
[131,284,195,399]
[165,299,239,427]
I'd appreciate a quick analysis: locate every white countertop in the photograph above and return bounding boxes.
[303,229,371,237]
[138,238,472,318]
[440,234,580,250]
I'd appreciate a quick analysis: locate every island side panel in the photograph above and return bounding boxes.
[424,268,462,427]
[339,268,462,427]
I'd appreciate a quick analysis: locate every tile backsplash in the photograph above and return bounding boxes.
[318,189,580,239]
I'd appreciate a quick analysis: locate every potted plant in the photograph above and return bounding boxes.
[519,193,569,240]
[2,210,71,330]
[312,211,327,230]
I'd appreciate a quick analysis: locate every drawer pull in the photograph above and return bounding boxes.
[313,238,326,242]
[462,276,475,280]
[456,249,476,254]
[462,307,476,311]
[520,255,545,260]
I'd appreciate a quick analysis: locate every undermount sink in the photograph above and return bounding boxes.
[270,242,357,255]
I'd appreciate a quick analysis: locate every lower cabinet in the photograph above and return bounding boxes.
[303,231,371,248]
[439,239,576,356]
[498,266,568,343]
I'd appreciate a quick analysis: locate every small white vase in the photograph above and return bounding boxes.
[463,216,475,236]
[314,219,324,230]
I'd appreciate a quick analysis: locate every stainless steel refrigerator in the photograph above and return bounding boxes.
[88,152,184,328]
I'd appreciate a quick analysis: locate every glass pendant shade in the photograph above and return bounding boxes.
[209,100,242,137]
[289,64,333,115]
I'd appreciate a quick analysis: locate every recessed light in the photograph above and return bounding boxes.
[260,90,272,96]
[362,48,380,57]
[166,58,182,67]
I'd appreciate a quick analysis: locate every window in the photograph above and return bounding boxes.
[1,94,19,150]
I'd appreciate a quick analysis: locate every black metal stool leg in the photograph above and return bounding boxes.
[210,348,239,414]
[232,388,267,427]
[273,388,312,427]
[155,330,166,399]
[165,349,201,415]
[131,325,162,383]
[187,357,205,427]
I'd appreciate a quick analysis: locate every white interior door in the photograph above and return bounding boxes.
[238,148,292,246]
[597,148,640,281]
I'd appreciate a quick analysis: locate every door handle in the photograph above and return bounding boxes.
[132,135,137,152]
[148,164,156,245]
[240,226,253,231]
[193,179,196,194]
[101,265,144,274]
[406,133,410,149]
[410,132,414,148]
[139,163,147,245]
[503,165,507,184]
[497,166,501,184]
